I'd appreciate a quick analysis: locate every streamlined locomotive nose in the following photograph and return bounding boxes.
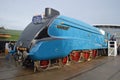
[15,8,60,49]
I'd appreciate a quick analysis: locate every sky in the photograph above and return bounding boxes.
[0,0,120,30]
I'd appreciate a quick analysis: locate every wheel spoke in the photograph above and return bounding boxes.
[92,50,97,58]
[40,60,50,69]
[62,56,68,65]
[70,51,80,62]
[84,52,90,60]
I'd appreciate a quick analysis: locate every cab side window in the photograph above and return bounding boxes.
[35,27,49,39]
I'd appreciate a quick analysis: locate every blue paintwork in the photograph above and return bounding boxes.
[28,15,110,60]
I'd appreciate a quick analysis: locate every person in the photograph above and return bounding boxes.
[5,42,9,55]
[110,35,116,41]
[9,42,15,55]
[117,44,120,55]
[6,42,15,60]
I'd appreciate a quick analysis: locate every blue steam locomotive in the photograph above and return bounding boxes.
[14,8,111,70]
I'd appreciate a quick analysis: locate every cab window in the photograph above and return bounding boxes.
[35,27,49,39]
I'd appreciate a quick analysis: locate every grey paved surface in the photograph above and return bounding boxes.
[0,55,120,80]
[67,56,120,80]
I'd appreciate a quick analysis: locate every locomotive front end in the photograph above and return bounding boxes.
[14,8,60,66]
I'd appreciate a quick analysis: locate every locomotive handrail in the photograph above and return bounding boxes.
[56,17,102,35]
[60,23,102,35]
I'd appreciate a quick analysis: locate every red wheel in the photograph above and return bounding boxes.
[92,50,97,58]
[84,52,90,60]
[40,60,50,69]
[62,56,68,65]
[71,52,80,62]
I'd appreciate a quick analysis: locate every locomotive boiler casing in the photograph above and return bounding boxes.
[15,8,111,61]
[29,16,110,60]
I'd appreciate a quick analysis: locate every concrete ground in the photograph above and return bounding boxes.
[0,55,120,80]
[67,56,120,80]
